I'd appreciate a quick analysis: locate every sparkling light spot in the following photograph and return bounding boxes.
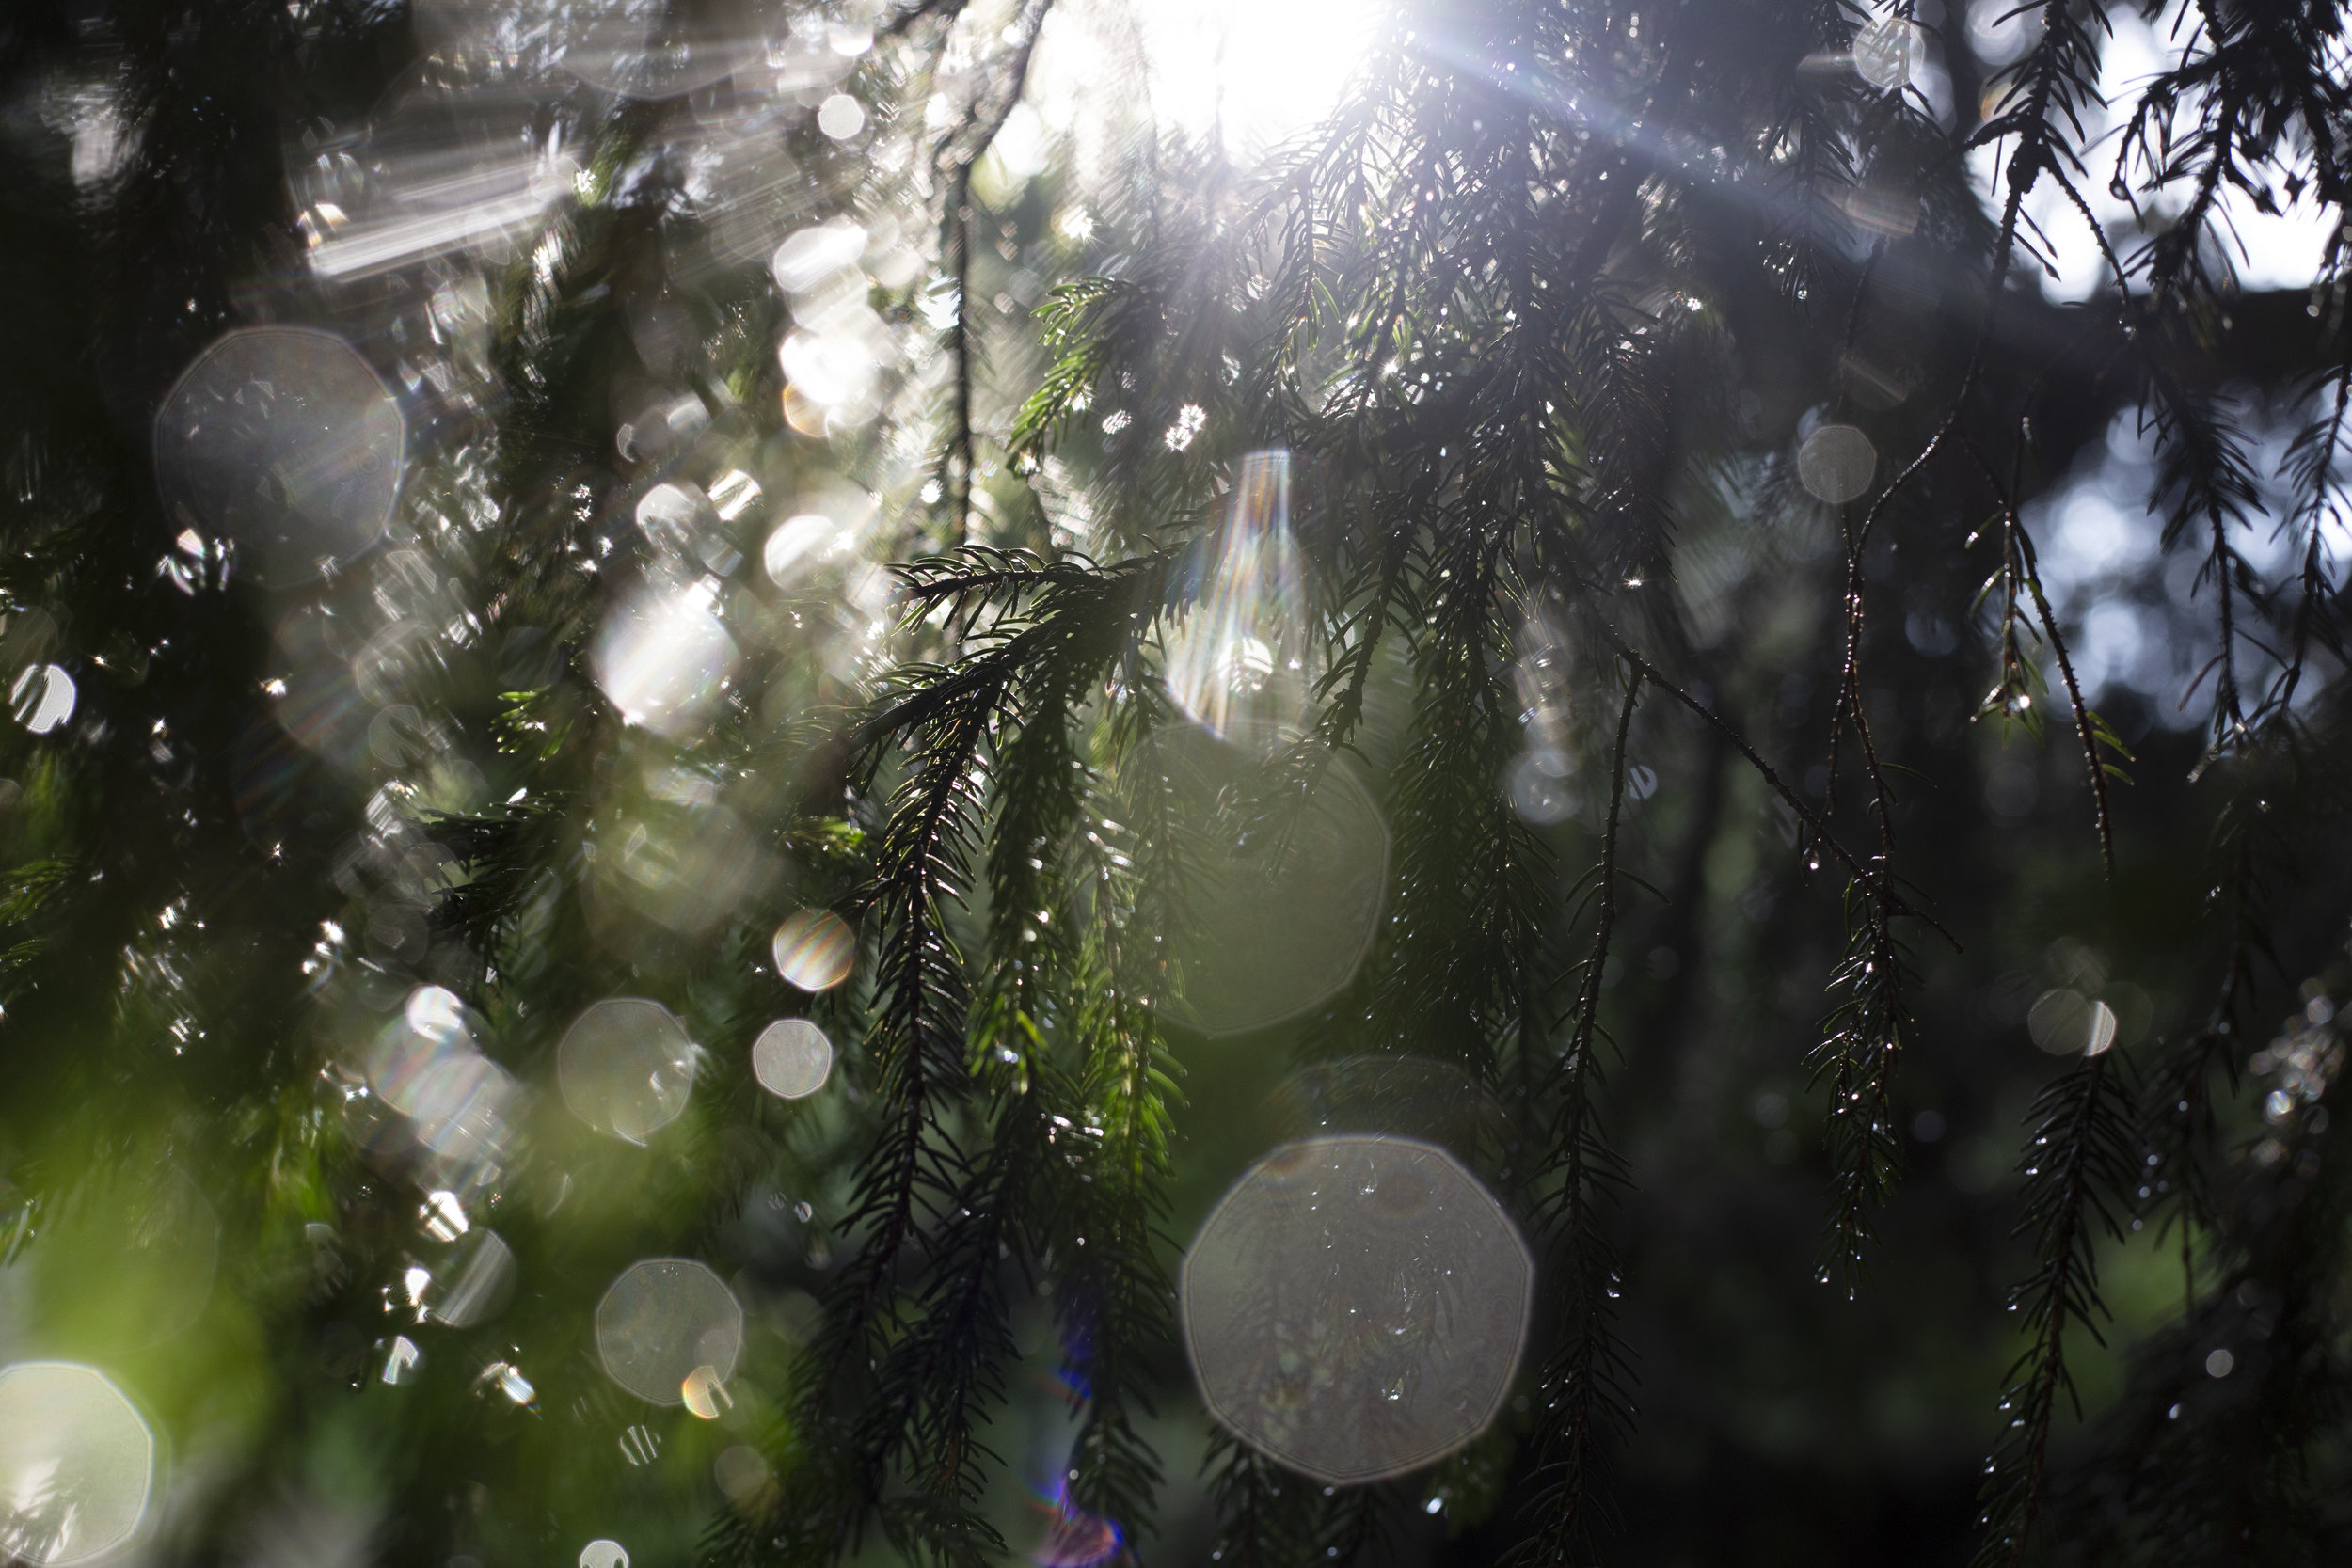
[591,585,739,740]
[771,221,867,294]
[10,666,75,735]
[1852,16,1926,91]
[635,483,713,558]
[816,93,865,140]
[708,469,763,521]
[763,513,850,586]
[680,1365,731,1419]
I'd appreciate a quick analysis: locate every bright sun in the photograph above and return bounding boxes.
[1137,0,1383,154]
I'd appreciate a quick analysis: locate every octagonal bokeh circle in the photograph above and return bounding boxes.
[1149,722,1389,1037]
[1179,1134,1532,1485]
[153,325,405,586]
[594,1258,742,1406]
[558,998,696,1144]
[0,1360,155,1566]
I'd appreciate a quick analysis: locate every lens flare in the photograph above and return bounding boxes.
[635,483,716,561]
[418,0,763,100]
[2027,989,2122,1056]
[1164,451,1313,741]
[407,1053,520,1178]
[1509,752,1577,825]
[762,513,853,586]
[1180,1135,1532,1485]
[771,220,866,293]
[349,983,516,1186]
[816,93,865,139]
[1027,1477,1124,1568]
[370,986,479,1115]
[714,1445,775,1515]
[296,71,576,281]
[591,584,739,739]
[270,606,372,774]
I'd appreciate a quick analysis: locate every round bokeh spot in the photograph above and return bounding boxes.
[426,1229,517,1329]
[153,326,405,586]
[558,998,697,1144]
[1149,723,1389,1037]
[1797,423,1879,505]
[1853,16,1926,91]
[1179,1135,1532,1485]
[10,666,75,735]
[591,585,739,740]
[594,1259,743,1406]
[751,1018,833,1100]
[369,985,479,1115]
[771,909,854,991]
[0,1361,155,1566]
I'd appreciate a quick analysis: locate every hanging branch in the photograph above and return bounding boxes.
[1830,0,2116,846]
[734,543,1168,1564]
[2141,759,2287,1309]
[2267,352,2352,722]
[1202,1429,1327,1568]
[1809,875,1917,1289]
[1028,688,1179,1557]
[1972,1050,2138,1568]
[1513,666,1641,1567]
[927,0,1057,540]
[2059,954,2352,1563]
[779,651,1007,1556]
[1942,421,2127,873]
[1602,637,1952,1279]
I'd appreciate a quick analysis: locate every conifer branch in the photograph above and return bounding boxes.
[927,0,1057,540]
[1514,666,1640,1567]
[1972,1051,2137,1568]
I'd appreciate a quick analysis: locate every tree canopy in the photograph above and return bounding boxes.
[1,2,2349,1565]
